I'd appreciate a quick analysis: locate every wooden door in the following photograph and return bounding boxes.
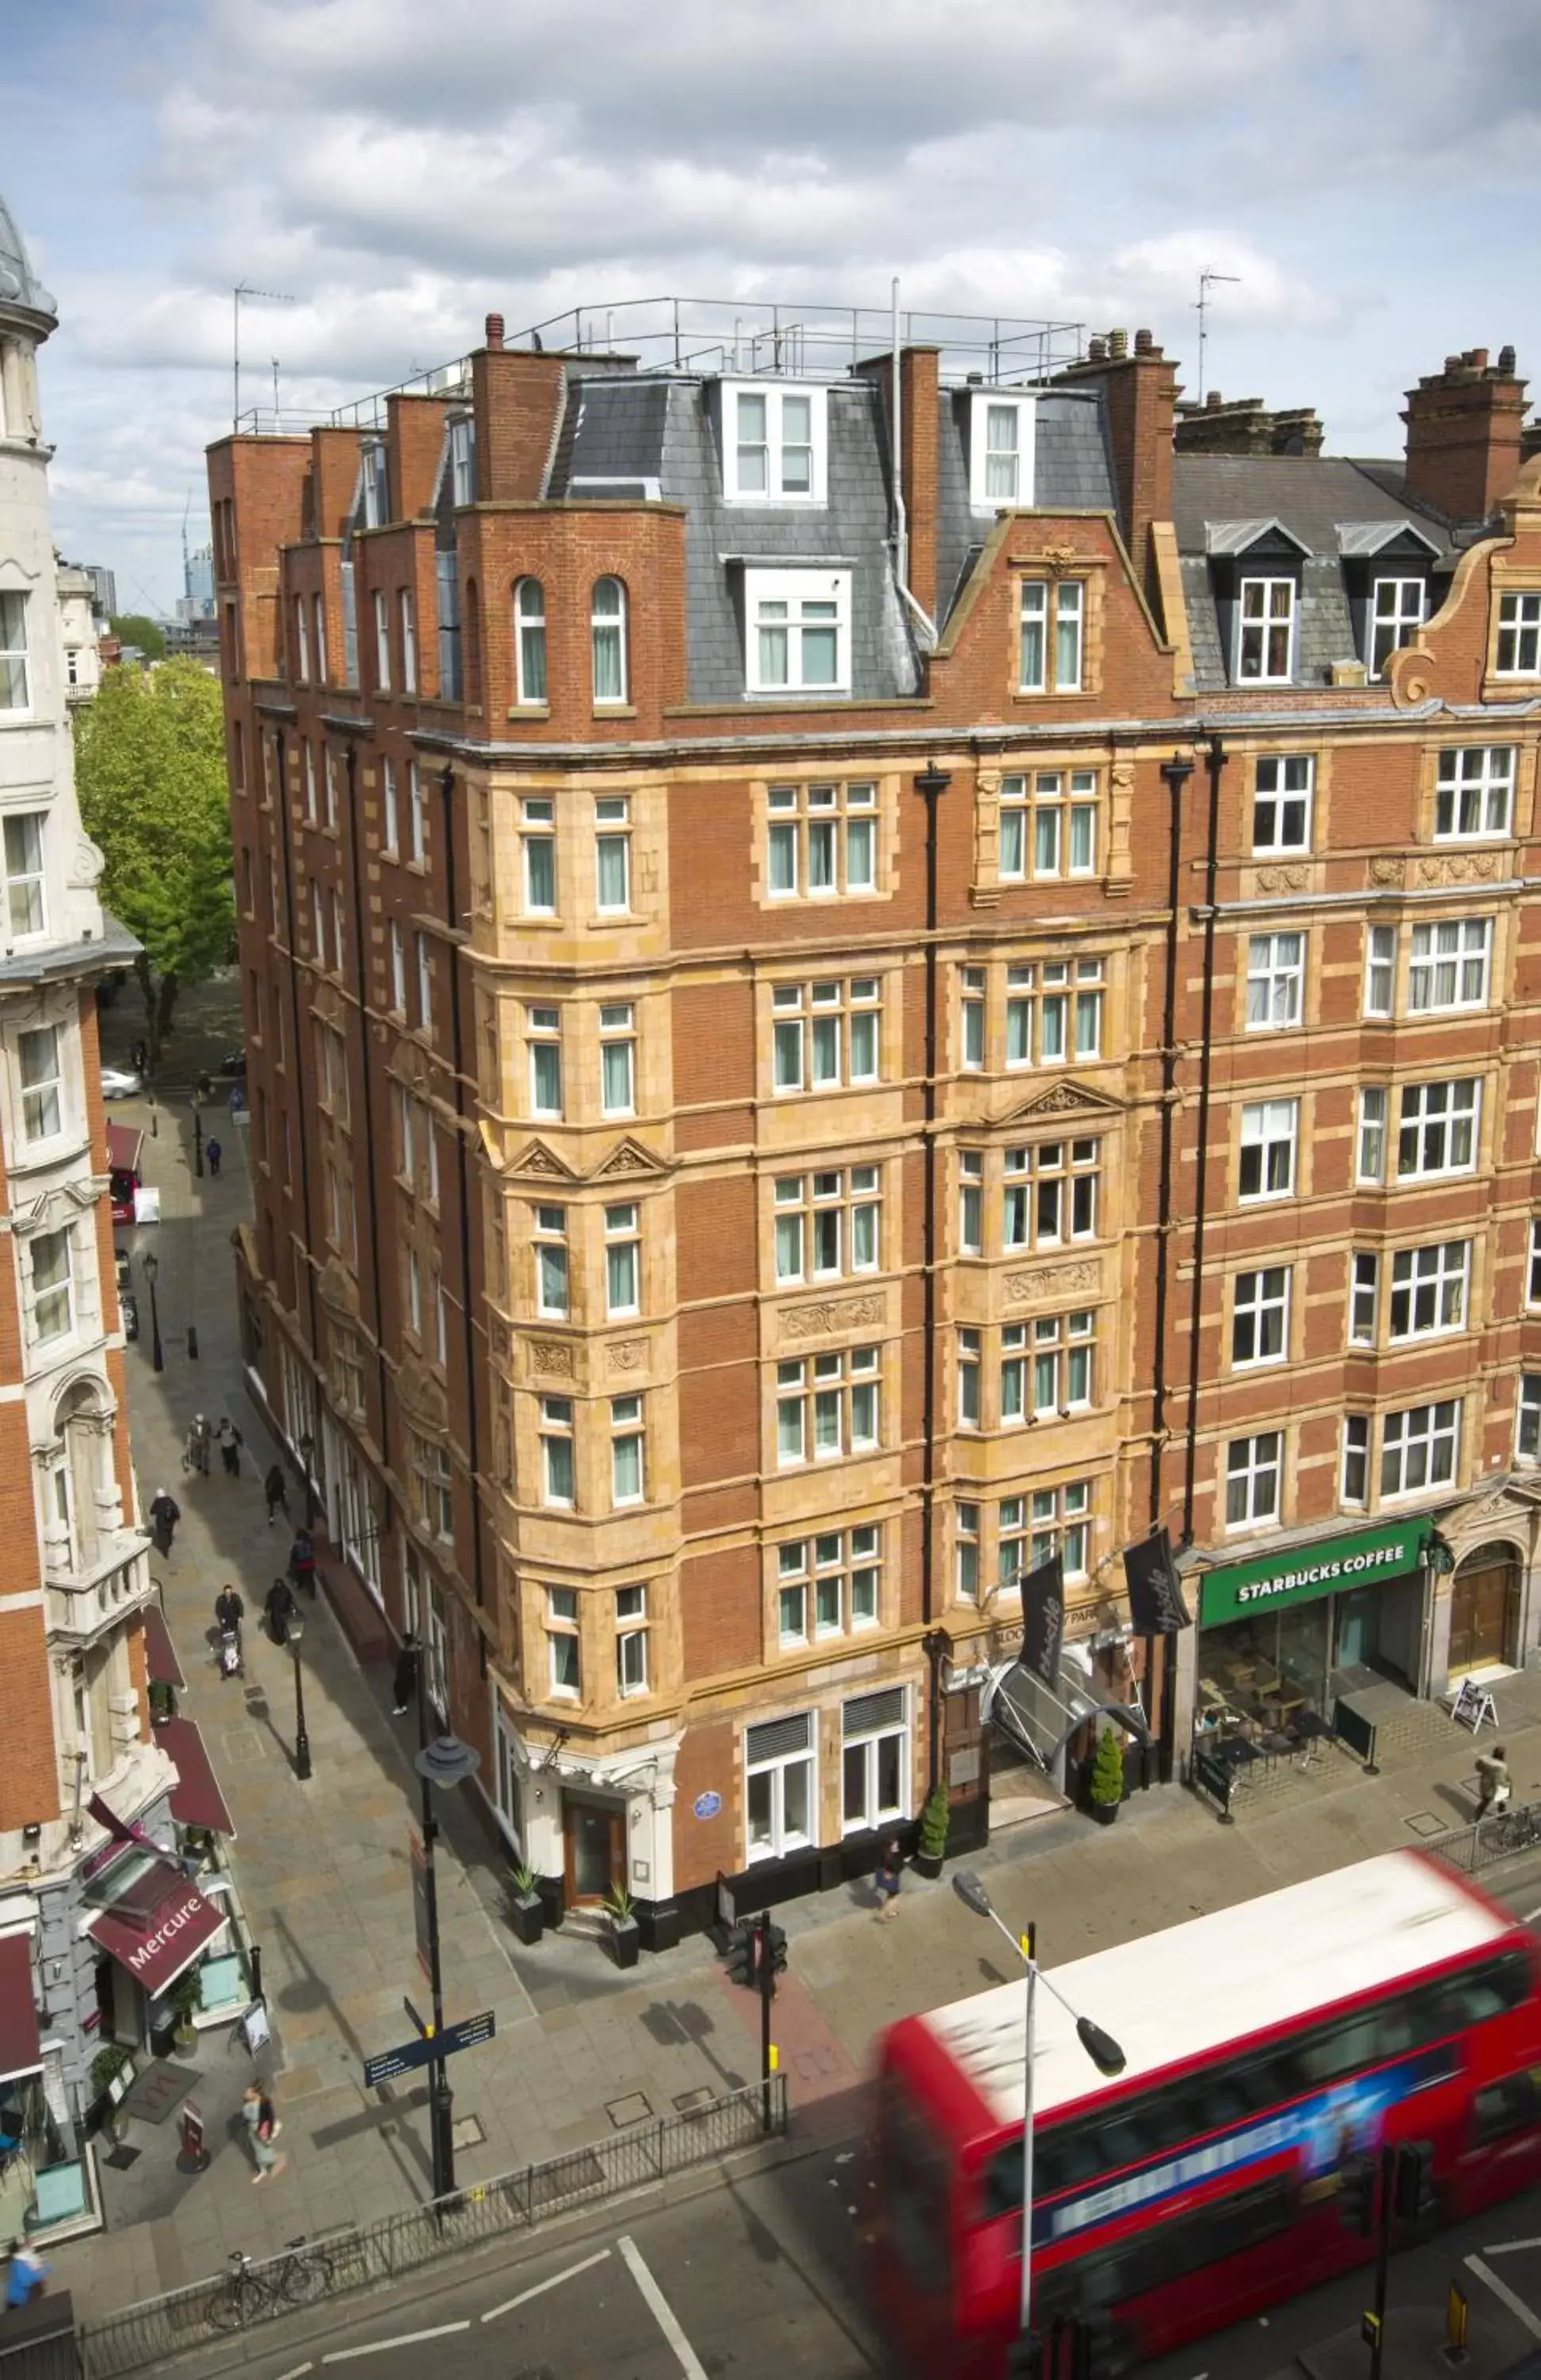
[564,1799,625,1905]
[1449,1550,1516,1676]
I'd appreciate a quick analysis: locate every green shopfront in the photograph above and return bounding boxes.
[1189,1518,1433,1750]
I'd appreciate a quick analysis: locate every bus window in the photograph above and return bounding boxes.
[1474,2070,1541,2147]
[1298,2011,1382,2088]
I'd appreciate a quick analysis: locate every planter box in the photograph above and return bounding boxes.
[1090,1800,1120,1826]
[609,1919,641,1970]
[509,1894,544,1947]
[913,1851,944,1880]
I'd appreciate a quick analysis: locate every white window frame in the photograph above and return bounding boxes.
[1496,591,1541,678]
[1251,755,1312,854]
[1529,1218,1541,1309]
[955,1502,980,1603]
[1232,1266,1290,1369]
[1237,576,1297,682]
[616,1584,650,1697]
[546,1585,580,1697]
[1246,931,1305,1031]
[1358,1085,1388,1184]
[745,567,851,697]
[522,798,556,916]
[1371,578,1424,678]
[723,382,828,505]
[1517,1378,1541,1465]
[1435,747,1514,840]
[594,796,632,913]
[514,578,547,705]
[744,1710,817,1862]
[605,1203,640,1318]
[527,1006,563,1119]
[540,1398,575,1509]
[30,1225,74,1344]
[3,812,47,942]
[1364,924,1396,1019]
[840,1687,909,1835]
[373,589,390,692]
[610,1395,644,1508]
[17,1023,63,1145]
[1397,1078,1479,1180]
[1238,1098,1297,1202]
[773,1165,881,1284]
[1381,1401,1460,1499]
[389,921,406,1015]
[770,976,881,1094]
[294,596,309,684]
[599,1003,636,1117]
[1225,1431,1282,1529]
[399,589,417,693]
[534,1204,569,1319]
[0,591,31,714]
[409,763,427,866]
[766,780,878,900]
[382,757,398,852]
[1387,1240,1469,1341]
[591,578,628,706]
[970,391,1035,510]
[1350,1253,1379,1346]
[1408,917,1492,1014]
[999,770,1100,883]
[1342,1415,1370,1506]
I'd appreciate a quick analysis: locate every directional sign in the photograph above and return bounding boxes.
[363,2008,496,2090]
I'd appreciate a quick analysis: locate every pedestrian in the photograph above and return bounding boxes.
[289,1526,317,1595]
[263,1463,289,1526]
[5,2241,49,2309]
[186,1412,212,1476]
[148,1486,180,1556]
[1476,1742,1513,1818]
[242,2080,287,2186]
[130,1037,148,1078]
[206,1135,222,1178]
[196,1069,213,1106]
[392,1630,420,1718]
[216,1417,243,1477]
[265,1575,297,1645]
[874,1837,904,1925]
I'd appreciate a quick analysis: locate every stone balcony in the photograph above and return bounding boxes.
[43,1532,153,1646]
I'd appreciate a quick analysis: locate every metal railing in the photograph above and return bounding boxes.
[1430,1796,1541,1878]
[76,2074,786,2378]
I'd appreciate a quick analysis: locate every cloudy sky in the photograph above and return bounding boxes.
[6,0,1539,612]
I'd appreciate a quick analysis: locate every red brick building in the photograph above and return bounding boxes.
[211,303,1541,1940]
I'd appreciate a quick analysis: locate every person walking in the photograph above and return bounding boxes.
[216,1417,243,1478]
[392,1630,420,1718]
[148,1487,180,1556]
[1476,1742,1512,1818]
[242,2081,287,2186]
[289,1526,317,1596]
[265,1575,298,1645]
[186,1412,212,1476]
[874,1837,904,1925]
[263,1463,289,1526]
[5,2241,49,2308]
[206,1134,222,1179]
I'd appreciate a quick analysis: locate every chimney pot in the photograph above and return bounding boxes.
[1135,328,1154,355]
[485,313,505,351]
[1443,355,1462,376]
[1109,329,1129,360]
[1205,389,1223,410]
[1087,336,1107,363]
[1470,347,1489,370]
[1500,344,1517,375]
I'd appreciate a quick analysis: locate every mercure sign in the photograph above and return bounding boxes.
[1199,1518,1430,1630]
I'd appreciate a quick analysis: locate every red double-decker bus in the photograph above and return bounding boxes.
[871,1850,1541,2374]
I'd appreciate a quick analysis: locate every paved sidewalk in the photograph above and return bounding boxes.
[56,986,1541,2330]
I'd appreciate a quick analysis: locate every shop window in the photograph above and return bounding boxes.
[842,1687,908,1834]
[745,1711,815,1860]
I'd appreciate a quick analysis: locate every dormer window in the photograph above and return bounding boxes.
[969,393,1035,509]
[722,384,827,505]
[744,568,849,695]
[1371,578,1426,678]
[1238,578,1296,681]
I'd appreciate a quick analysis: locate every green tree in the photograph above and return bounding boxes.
[74,659,234,1054]
[107,613,166,660]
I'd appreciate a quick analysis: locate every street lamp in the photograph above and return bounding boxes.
[412,1726,480,2204]
[284,1609,312,1781]
[192,1103,204,1180]
[298,1433,317,1530]
[951,1870,1125,2355]
[141,1250,164,1373]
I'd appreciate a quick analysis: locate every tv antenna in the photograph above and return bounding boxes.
[232,283,296,427]
[1193,268,1240,407]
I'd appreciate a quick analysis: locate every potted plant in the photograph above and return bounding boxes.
[1089,1726,1126,1826]
[604,1883,640,1970]
[915,1783,951,1879]
[506,1860,545,1948]
[167,1969,202,2049]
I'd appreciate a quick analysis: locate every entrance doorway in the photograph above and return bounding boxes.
[1449,1543,1518,1676]
[563,1798,625,1906]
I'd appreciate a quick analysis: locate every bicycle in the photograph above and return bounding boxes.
[1483,1802,1541,1860]
[205,2236,333,2331]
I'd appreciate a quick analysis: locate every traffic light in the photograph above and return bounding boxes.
[724,1923,756,1987]
[763,1921,789,1978]
[1393,2140,1435,2221]
[1339,2153,1378,2236]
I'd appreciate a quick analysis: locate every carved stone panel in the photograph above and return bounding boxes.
[526,1338,578,1381]
[607,1338,648,1374]
[1004,1257,1103,1307]
[779,1292,887,1343]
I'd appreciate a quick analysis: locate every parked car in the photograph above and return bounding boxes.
[99,1065,144,1099]
[217,1051,247,1079]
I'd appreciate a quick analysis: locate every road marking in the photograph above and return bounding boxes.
[1484,2237,1541,2257]
[619,2233,709,2378]
[320,2321,471,2363]
[1523,1906,1541,1923]
[480,2246,612,2323]
[273,2367,315,2379]
[1466,2255,1541,2340]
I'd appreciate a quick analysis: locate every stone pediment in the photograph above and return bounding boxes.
[996,1078,1122,1126]
[397,1355,448,1434]
[594,1137,671,1180]
[317,1254,360,1319]
[506,1138,584,1183]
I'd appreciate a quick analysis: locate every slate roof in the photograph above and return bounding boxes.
[935,388,1116,627]
[1173,455,1456,692]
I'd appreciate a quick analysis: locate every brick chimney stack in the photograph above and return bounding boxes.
[1056,327,1178,604]
[1402,345,1528,522]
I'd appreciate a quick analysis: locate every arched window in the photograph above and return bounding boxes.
[591,577,627,706]
[463,578,482,707]
[515,578,548,704]
[53,1379,116,1573]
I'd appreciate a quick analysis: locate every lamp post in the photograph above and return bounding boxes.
[193,1103,204,1180]
[285,1609,312,1781]
[298,1433,317,1530]
[952,1871,1125,2358]
[413,1726,480,2204]
[141,1250,164,1373]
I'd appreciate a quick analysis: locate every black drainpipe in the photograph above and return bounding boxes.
[1182,734,1227,1545]
[342,737,391,1482]
[1146,751,1195,1785]
[913,762,952,1793]
[272,727,320,1354]
[438,763,489,1648]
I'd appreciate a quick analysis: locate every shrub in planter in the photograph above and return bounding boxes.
[605,1884,640,1971]
[90,2045,131,2100]
[167,1969,202,2047]
[915,1784,951,1878]
[1089,1726,1126,1825]
[507,1861,545,1947]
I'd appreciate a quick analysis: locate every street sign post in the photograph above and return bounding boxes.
[363,2008,495,2090]
[407,1825,432,1983]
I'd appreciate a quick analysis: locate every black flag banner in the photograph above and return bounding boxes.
[1020,1551,1066,1687]
[1123,1528,1192,1633]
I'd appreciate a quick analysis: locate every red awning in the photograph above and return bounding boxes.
[159,1717,235,1837]
[87,1864,224,1998]
[0,1935,42,2086]
[105,1122,142,1175]
[142,1605,185,1690]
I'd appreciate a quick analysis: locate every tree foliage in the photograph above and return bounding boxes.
[107,613,166,660]
[74,658,234,1049]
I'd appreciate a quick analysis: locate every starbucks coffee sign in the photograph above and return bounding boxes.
[1199,1518,1430,1630]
